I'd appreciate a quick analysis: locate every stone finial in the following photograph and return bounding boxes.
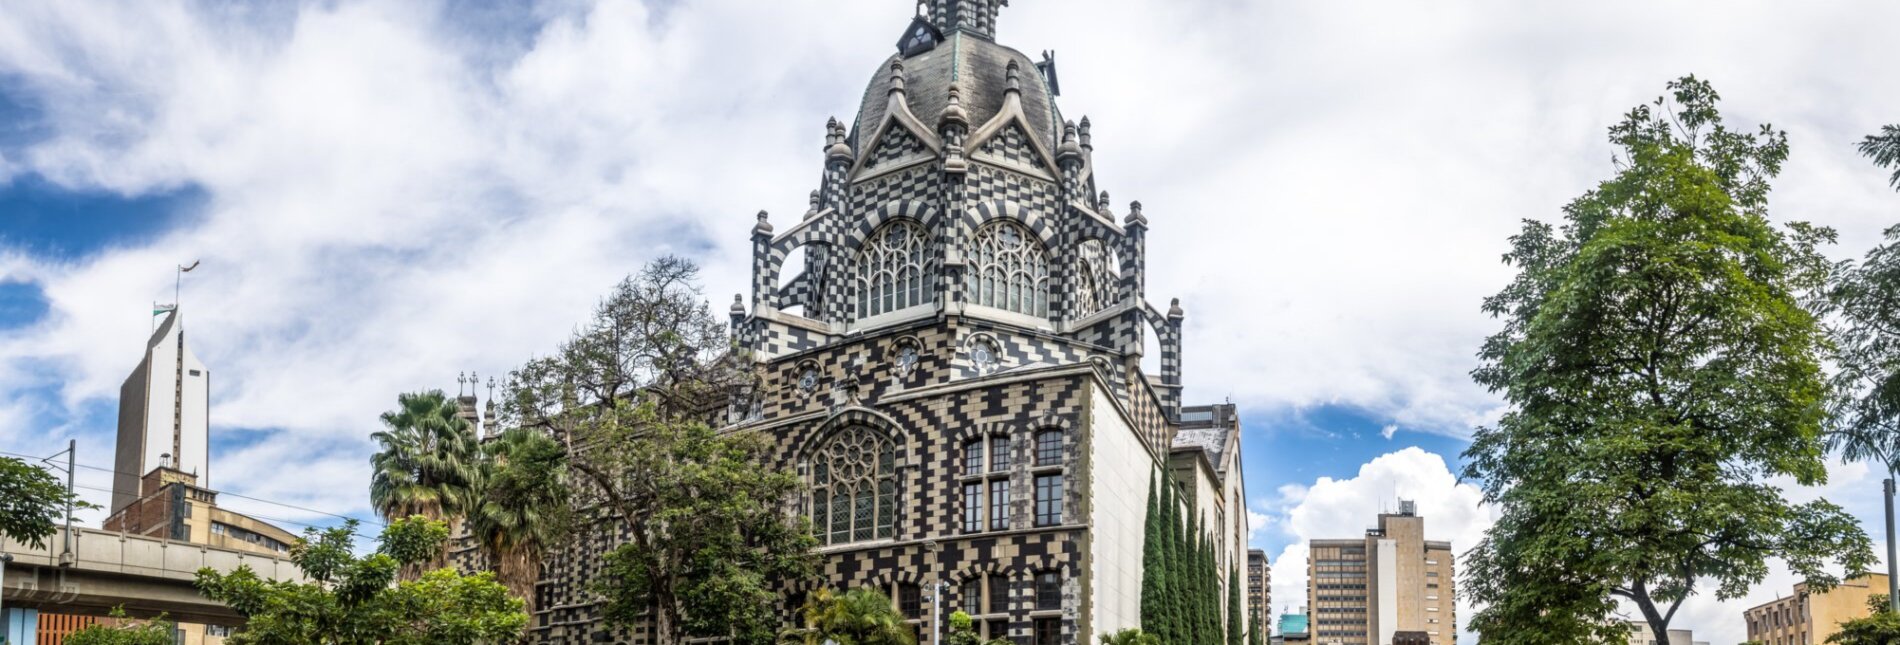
[754,210,774,236]
[806,191,821,218]
[1098,191,1111,211]
[1168,298,1185,319]
[1005,60,1022,94]
[731,293,747,317]
[941,85,968,126]
[1125,200,1147,227]
[1056,120,1083,164]
[1079,116,1093,151]
[889,61,907,96]
[826,117,853,163]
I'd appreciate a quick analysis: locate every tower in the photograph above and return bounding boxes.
[111,308,210,513]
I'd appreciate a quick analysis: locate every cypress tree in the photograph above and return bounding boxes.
[1199,524,1215,643]
[1188,514,1205,645]
[1227,563,1243,645]
[1163,483,1183,645]
[1141,473,1163,639]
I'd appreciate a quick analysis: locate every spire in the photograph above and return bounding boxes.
[924,0,1008,39]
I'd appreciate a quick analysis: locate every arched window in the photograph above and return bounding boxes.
[1073,239,1119,318]
[966,220,1050,317]
[856,220,930,319]
[810,426,898,544]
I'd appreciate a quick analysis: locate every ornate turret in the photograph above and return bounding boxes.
[922,0,1008,39]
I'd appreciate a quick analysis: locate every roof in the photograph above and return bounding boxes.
[851,32,1060,156]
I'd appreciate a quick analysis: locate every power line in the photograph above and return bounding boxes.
[0,449,383,528]
[68,482,352,532]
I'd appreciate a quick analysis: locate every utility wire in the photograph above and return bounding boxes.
[1,449,384,528]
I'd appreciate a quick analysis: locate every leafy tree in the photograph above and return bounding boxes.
[1248,606,1265,645]
[1462,76,1875,645]
[1227,564,1243,645]
[1140,473,1165,639]
[1099,628,1162,645]
[0,455,92,548]
[504,257,814,645]
[370,390,482,578]
[1821,222,1900,611]
[469,427,572,612]
[64,608,174,645]
[1828,593,1900,644]
[778,588,916,645]
[195,516,527,644]
[944,611,1011,645]
[1862,125,1900,190]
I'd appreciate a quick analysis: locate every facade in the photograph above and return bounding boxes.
[1306,503,1454,645]
[1744,573,1889,645]
[527,2,1250,644]
[103,467,297,556]
[112,308,210,513]
[1249,549,1270,629]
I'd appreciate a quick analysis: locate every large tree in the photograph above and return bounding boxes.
[1463,76,1874,644]
[370,390,482,579]
[1862,125,1900,190]
[195,516,527,644]
[504,257,815,645]
[0,455,90,548]
[779,588,916,645]
[469,427,572,613]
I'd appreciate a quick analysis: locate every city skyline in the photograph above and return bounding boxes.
[3,1,1900,643]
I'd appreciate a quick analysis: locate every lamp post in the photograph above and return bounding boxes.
[1886,477,1897,612]
[929,580,949,645]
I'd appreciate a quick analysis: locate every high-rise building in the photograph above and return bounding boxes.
[1250,549,1270,630]
[1744,572,1890,645]
[111,308,209,513]
[1306,502,1455,645]
[524,2,1252,643]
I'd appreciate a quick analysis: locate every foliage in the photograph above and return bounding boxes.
[1227,564,1243,645]
[194,516,527,644]
[1462,75,1875,645]
[1822,224,1900,474]
[1248,606,1265,645]
[1138,473,1227,645]
[1829,602,1900,644]
[1862,124,1900,190]
[504,257,812,645]
[64,608,175,645]
[778,588,916,645]
[469,426,572,612]
[1099,628,1162,645]
[944,611,1011,645]
[0,455,93,548]
[370,390,482,578]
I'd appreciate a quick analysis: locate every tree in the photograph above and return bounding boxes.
[469,427,572,613]
[1099,628,1162,645]
[370,390,482,578]
[0,455,92,548]
[1822,222,1900,611]
[1140,473,1165,640]
[1462,76,1875,645]
[1862,125,1900,190]
[195,516,527,644]
[1828,594,1900,644]
[64,608,174,645]
[943,611,1011,645]
[779,588,917,645]
[1248,606,1265,645]
[1227,564,1243,645]
[504,257,814,645]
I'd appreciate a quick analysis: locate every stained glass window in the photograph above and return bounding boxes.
[809,426,898,545]
[966,221,1049,317]
[856,221,930,319]
[1073,239,1120,318]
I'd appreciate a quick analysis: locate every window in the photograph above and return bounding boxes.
[966,220,1049,317]
[1072,239,1119,318]
[962,578,983,615]
[971,340,999,374]
[1036,571,1061,610]
[809,426,898,545]
[987,619,1009,640]
[899,582,922,619]
[990,479,1011,530]
[1035,474,1063,526]
[963,482,984,533]
[856,220,929,319]
[1034,618,1061,645]
[1035,430,1062,466]
[989,436,1010,471]
[988,574,1010,614]
[964,440,986,475]
[206,625,231,637]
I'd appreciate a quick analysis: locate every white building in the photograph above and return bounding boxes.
[111,308,210,512]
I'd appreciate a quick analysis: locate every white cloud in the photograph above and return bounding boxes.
[1381,424,1398,440]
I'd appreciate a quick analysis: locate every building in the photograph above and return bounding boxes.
[103,466,296,556]
[112,308,210,513]
[1249,549,1270,628]
[1622,622,1708,645]
[1744,572,1890,645]
[527,2,1251,643]
[1306,502,1455,645]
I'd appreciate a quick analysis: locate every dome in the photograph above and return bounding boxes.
[848,32,1061,157]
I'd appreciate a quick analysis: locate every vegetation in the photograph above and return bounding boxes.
[943,611,1011,645]
[1099,628,1162,645]
[0,455,92,548]
[64,608,175,645]
[502,257,815,645]
[1138,472,1229,645]
[468,427,572,613]
[1862,125,1900,190]
[1827,594,1900,644]
[778,588,916,645]
[1462,76,1874,644]
[195,516,527,644]
[369,390,483,578]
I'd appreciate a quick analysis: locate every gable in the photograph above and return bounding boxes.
[864,125,930,171]
[975,123,1046,171]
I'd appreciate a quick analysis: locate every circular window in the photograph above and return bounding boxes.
[895,344,920,375]
[971,341,998,374]
[798,367,819,393]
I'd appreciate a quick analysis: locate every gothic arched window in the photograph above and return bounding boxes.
[1073,239,1119,318]
[810,425,898,545]
[856,220,930,320]
[966,220,1050,318]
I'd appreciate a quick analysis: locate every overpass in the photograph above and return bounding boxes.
[2,526,306,627]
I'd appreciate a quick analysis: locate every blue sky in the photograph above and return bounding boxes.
[3,1,1900,642]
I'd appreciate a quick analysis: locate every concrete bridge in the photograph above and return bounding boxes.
[2,526,305,626]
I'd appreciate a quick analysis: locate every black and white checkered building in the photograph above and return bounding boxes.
[528,2,1253,643]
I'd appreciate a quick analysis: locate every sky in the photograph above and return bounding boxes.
[1,1,1898,643]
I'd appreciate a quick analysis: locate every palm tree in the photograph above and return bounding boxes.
[1863,125,1900,190]
[370,390,481,577]
[779,588,917,645]
[469,427,570,613]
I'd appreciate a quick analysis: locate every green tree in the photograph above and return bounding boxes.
[1248,606,1265,645]
[1227,564,1243,645]
[194,516,527,644]
[779,588,917,645]
[0,455,92,548]
[505,257,814,645]
[469,427,572,612]
[1463,76,1875,645]
[1862,125,1900,190]
[1099,628,1162,645]
[1821,222,1900,611]
[1140,474,1165,639]
[1828,593,1900,644]
[943,610,1011,645]
[65,608,174,645]
[370,390,482,578]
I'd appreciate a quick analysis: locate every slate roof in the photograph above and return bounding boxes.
[850,32,1061,156]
